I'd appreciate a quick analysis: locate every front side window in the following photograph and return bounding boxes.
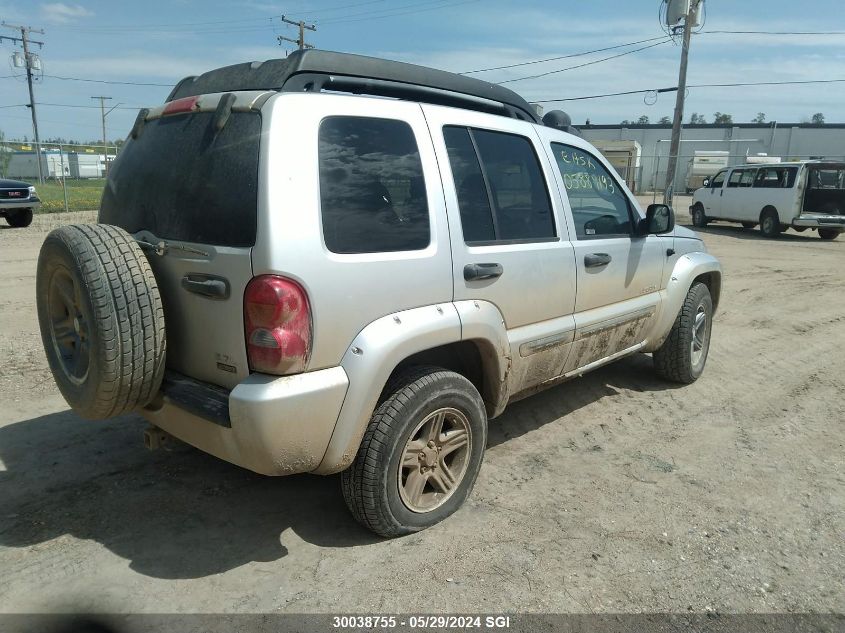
[319,116,430,254]
[444,126,556,243]
[711,171,726,188]
[552,143,632,239]
[727,170,744,188]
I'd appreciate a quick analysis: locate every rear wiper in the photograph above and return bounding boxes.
[135,238,209,258]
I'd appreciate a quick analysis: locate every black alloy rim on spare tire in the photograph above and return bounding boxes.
[46,266,90,385]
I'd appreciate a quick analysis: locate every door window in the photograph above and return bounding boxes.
[319,116,430,254]
[444,126,556,244]
[727,170,744,188]
[710,171,726,188]
[551,143,633,239]
[739,170,756,187]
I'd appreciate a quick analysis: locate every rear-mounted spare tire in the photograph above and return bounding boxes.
[36,224,166,419]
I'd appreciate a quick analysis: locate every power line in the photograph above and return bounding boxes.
[40,74,173,87]
[497,39,672,85]
[317,0,479,25]
[535,77,845,103]
[0,102,144,110]
[460,36,669,75]
[703,29,845,35]
[48,1,387,31]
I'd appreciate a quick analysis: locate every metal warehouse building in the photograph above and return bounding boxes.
[580,122,845,194]
[5,150,114,180]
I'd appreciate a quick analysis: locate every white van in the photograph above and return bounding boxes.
[690,161,845,240]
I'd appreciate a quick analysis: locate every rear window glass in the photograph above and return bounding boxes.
[99,111,260,247]
[808,168,845,189]
[319,116,430,254]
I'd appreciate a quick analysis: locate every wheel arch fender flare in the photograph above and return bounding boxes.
[645,252,722,352]
[315,303,463,474]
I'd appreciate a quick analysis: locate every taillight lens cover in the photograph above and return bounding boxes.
[244,275,311,375]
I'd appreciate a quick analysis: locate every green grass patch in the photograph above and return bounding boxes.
[34,179,105,213]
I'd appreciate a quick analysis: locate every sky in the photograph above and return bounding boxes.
[1,0,845,143]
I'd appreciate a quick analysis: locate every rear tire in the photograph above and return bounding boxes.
[692,204,708,228]
[653,282,713,384]
[36,224,166,419]
[819,228,840,241]
[341,366,487,537]
[5,208,33,228]
[759,208,782,238]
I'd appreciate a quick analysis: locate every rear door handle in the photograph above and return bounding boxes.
[464,263,503,281]
[181,274,230,300]
[584,253,612,268]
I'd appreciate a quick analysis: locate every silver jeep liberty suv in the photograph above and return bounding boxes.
[36,50,722,537]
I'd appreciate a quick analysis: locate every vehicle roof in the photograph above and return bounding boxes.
[724,160,845,170]
[167,49,540,123]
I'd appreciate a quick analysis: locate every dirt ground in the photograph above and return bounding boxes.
[1,203,842,615]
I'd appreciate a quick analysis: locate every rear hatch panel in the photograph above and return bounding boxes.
[100,98,265,390]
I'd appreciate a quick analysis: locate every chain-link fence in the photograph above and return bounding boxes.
[1,141,117,213]
[4,142,845,215]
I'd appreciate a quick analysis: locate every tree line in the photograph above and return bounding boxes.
[620,112,826,126]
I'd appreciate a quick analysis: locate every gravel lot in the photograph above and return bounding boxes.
[1,204,842,615]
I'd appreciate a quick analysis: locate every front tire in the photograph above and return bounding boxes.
[5,208,33,228]
[341,366,487,537]
[692,204,708,228]
[819,229,840,241]
[653,282,713,384]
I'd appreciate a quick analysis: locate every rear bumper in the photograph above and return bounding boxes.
[793,214,845,230]
[0,197,40,213]
[140,367,349,476]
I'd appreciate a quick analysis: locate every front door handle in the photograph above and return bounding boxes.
[584,253,612,268]
[464,263,503,281]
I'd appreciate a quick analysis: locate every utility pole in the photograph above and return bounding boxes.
[91,96,115,177]
[278,15,316,51]
[2,22,46,183]
[663,0,701,206]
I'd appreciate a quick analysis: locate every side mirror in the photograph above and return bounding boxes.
[640,204,675,235]
[702,177,710,188]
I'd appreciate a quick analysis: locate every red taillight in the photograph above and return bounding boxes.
[244,275,311,375]
[163,95,200,116]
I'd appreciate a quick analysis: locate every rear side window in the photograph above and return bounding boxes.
[444,126,555,243]
[99,111,260,247]
[319,116,429,254]
[755,167,797,188]
[739,170,756,187]
[552,143,632,239]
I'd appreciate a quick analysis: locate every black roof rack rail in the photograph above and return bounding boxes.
[166,49,540,123]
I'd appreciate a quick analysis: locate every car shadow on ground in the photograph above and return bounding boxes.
[488,352,681,448]
[0,354,678,580]
[682,222,827,243]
